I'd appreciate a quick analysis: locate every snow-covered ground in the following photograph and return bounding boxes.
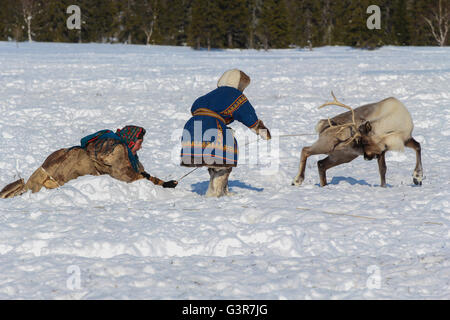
[0,42,449,299]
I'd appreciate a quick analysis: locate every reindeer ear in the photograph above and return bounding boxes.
[359,121,372,134]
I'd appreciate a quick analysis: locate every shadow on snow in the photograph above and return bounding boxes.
[316,176,395,188]
[191,180,264,196]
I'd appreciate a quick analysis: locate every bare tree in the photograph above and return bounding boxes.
[21,0,36,42]
[143,13,157,45]
[423,0,449,46]
[141,0,158,45]
[322,0,333,45]
[248,0,262,49]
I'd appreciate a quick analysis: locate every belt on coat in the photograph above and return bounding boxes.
[192,108,229,124]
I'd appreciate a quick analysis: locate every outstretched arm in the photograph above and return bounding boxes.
[136,153,177,188]
[141,171,178,188]
[232,99,271,140]
[140,171,163,186]
[95,143,144,182]
[87,140,177,187]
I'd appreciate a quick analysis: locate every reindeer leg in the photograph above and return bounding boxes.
[317,153,358,187]
[317,157,329,186]
[292,146,312,186]
[377,151,387,187]
[405,138,423,185]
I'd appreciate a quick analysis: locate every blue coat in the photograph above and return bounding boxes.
[180,86,259,167]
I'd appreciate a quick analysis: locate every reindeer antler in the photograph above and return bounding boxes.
[318,92,361,146]
[318,91,356,126]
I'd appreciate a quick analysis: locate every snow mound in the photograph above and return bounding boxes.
[20,175,175,207]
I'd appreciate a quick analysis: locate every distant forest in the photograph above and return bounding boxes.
[0,0,448,49]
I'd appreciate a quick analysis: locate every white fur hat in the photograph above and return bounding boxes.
[217,69,250,91]
[217,69,241,89]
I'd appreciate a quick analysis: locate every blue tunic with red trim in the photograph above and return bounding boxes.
[180,86,259,167]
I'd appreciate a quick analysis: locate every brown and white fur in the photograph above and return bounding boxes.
[206,166,233,197]
[292,97,423,187]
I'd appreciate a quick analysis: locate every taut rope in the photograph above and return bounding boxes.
[177,133,315,181]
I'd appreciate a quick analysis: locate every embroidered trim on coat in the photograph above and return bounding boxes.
[221,95,248,116]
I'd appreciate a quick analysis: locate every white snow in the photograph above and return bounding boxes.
[0,42,449,299]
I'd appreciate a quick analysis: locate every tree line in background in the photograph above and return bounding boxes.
[0,0,448,49]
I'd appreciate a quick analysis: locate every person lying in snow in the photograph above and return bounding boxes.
[180,69,271,197]
[0,125,178,199]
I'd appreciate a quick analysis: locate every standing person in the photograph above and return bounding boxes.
[0,125,177,199]
[180,69,271,197]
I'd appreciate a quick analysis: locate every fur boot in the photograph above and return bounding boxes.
[0,178,26,199]
[206,167,232,197]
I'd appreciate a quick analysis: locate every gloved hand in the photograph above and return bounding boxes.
[162,180,178,188]
[252,120,271,140]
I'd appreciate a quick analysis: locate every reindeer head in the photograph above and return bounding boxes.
[318,93,387,159]
[358,121,384,160]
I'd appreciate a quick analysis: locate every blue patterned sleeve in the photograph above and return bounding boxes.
[231,97,259,129]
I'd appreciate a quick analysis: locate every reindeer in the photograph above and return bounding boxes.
[292,93,423,187]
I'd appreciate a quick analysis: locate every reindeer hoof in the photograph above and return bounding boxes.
[413,172,423,186]
[292,178,303,186]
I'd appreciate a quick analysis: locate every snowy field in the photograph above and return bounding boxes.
[0,42,449,299]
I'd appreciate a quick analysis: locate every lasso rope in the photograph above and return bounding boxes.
[177,133,315,181]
